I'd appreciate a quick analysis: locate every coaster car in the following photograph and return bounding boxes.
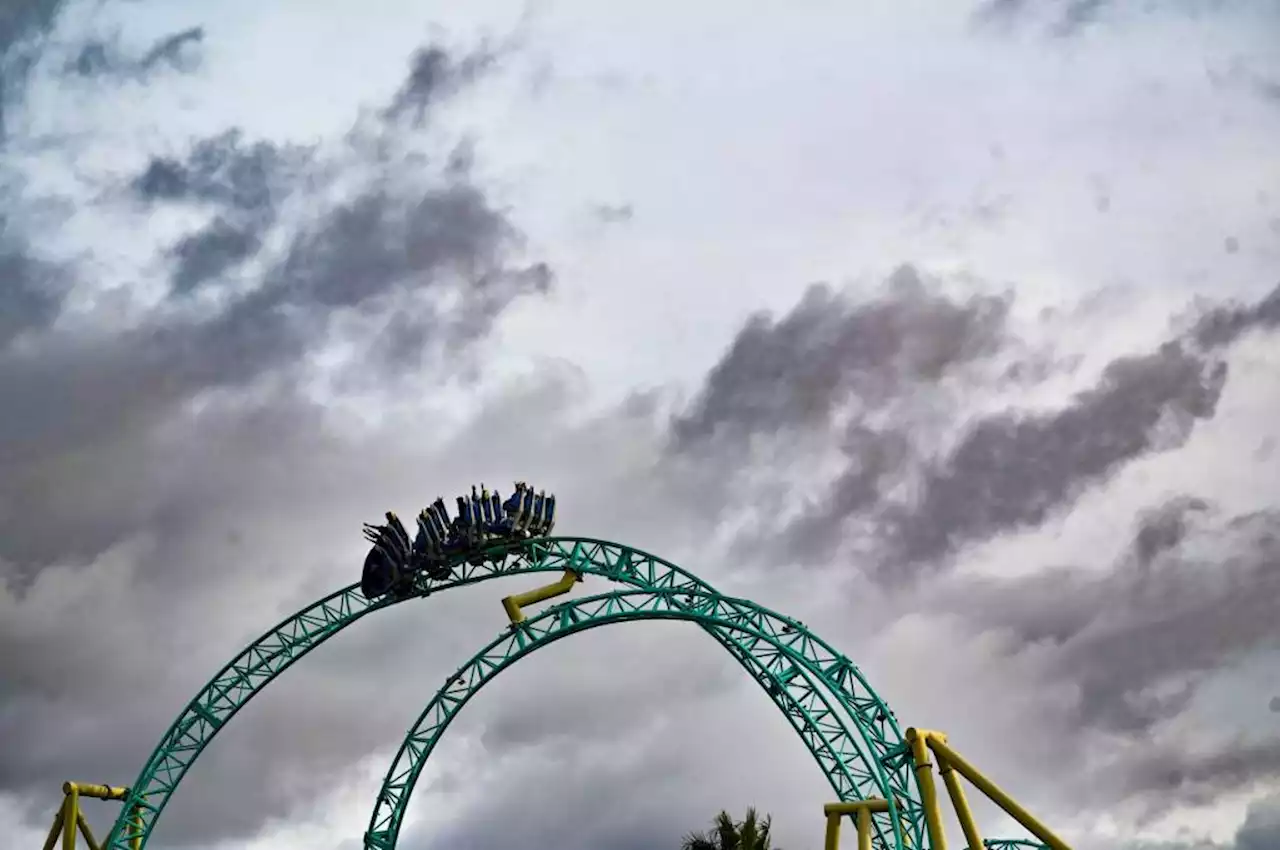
[360,512,414,599]
[360,480,560,599]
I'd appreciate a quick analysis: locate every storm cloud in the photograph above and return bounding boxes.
[0,15,555,843]
[917,498,1280,819]
[671,270,1277,578]
[670,265,1013,450]
[0,31,550,573]
[69,25,204,78]
[876,339,1229,570]
[2,1,1279,849]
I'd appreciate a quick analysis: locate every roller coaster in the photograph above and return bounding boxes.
[38,482,1074,850]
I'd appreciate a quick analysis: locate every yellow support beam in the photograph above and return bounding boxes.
[822,799,890,850]
[500,569,581,624]
[63,783,129,802]
[41,783,135,850]
[937,756,984,850]
[899,729,1073,850]
[41,806,65,850]
[926,736,1073,850]
[75,811,102,850]
[63,785,77,850]
[905,729,949,850]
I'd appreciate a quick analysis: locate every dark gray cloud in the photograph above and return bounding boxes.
[670,264,1012,450]
[0,234,65,348]
[1190,282,1280,350]
[167,216,263,293]
[1118,794,1280,849]
[867,284,1280,572]
[69,26,204,78]
[1124,740,1280,816]
[2,8,1277,850]
[973,0,1109,36]
[0,31,549,570]
[1235,794,1280,850]
[0,0,67,139]
[131,129,297,213]
[1132,496,1213,567]
[131,128,307,293]
[934,500,1280,810]
[0,0,65,60]
[592,203,634,224]
[875,340,1228,571]
[0,34,554,844]
[137,26,203,73]
[775,336,1228,574]
[671,270,1271,577]
[972,0,1280,37]
[382,44,496,126]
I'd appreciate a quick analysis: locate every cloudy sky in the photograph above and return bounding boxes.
[1,0,1278,849]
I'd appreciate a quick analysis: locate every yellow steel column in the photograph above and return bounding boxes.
[823,800,890,850]
[41,804,66,850]
[501,570,580,624]
[824,812,842,850]
[905,729,947,850]
[927,737,1072,850]
[67,784,128,802]
[62,784,79,850]
[856,807,873,850]
[935,749,984,850]
[75,810,102,850]
[131,803,144,850]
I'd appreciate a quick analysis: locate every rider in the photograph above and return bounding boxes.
[477,485,495,535]
[501,482,527,534]
[486,486,503,533]
[414,508,441,559]
[383,512,413,559]
[541,493,557,536]
[428,498,450,541]
[454,495,473,548]
[530,490,545,535]
[513,485,533,535]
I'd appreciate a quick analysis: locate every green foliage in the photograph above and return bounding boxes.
[682,808,778,850]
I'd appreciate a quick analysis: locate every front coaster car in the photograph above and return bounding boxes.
[360,481,557,600]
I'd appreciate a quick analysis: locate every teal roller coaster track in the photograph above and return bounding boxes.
[82,536,1057,850]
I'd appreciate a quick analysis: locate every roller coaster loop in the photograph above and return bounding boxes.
[88,536,1062,850]
[97,538,917,850]
[366,587,914,850]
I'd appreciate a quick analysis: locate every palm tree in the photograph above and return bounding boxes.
[681,808,777,850]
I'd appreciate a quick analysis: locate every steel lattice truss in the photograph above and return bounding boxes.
[367,587,924,849]
[982,842,1051,849]
[101,538,925,850]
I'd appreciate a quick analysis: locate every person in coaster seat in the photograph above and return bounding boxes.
[426,500,446,542]
[516,486,536,535]
[540,493,557,536]
[413,509,441,559]
[381,512,413,560]
[530,491,545,534]
[501,482,528,534]
[488,488,503,533]
[454,496,473,546]
[478,484,496,531]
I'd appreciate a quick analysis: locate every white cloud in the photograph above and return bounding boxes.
[2,1,1278,849]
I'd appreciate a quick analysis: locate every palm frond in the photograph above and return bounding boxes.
[682,830,719,850]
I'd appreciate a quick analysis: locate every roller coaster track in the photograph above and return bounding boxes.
[75,536,1063,850]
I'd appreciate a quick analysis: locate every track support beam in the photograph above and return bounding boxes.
[905,728,1072,850]
[823,799,890,850]
[42,783,141,850]
[500,568,581,624]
